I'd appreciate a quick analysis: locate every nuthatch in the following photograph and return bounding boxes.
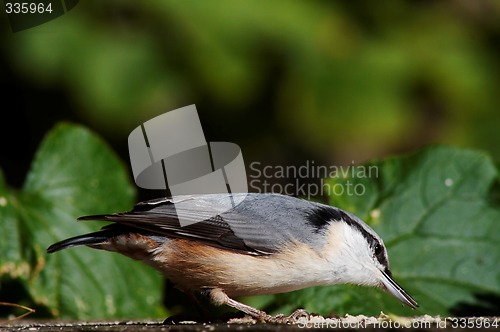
[47,193,418,321]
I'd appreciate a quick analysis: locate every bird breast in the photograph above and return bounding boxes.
[146,238,340,297]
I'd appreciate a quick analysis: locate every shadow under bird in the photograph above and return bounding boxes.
[47,193,418,321]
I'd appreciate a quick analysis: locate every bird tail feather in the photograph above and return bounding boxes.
[46,228,120,253]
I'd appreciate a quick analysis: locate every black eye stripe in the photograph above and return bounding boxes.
[309,206,390,270]
[373,241,389,270]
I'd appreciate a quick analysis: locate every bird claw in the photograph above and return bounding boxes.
[265,309,310,324]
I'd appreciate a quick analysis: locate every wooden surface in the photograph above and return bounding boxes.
[1,316,499,331]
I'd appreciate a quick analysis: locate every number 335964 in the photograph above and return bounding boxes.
[5,2,53,14]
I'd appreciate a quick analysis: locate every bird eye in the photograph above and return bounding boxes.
[374,243,382,256]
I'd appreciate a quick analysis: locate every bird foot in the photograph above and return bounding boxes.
[263,309,310,324]
[205,288,310,325]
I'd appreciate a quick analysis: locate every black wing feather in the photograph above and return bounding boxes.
[77,197,267,255]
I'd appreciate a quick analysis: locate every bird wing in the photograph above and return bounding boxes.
[79,193,330,256]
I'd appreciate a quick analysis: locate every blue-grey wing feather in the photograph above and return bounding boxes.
[80,193,337,255]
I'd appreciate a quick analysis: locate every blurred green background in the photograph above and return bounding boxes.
[2,0,500,187]
[1,0,500,319]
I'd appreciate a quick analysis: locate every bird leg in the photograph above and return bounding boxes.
[205,288,273,322]
[204,288,310,324]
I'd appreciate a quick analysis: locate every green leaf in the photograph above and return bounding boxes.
[0,123,165,318]
[266,146,500,316]
[0,172,29,280]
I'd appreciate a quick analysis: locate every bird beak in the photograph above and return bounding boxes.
[380,270,419,309]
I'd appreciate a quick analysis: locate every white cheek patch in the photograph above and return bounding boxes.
[341,222,372,259]
[321,221,383,286]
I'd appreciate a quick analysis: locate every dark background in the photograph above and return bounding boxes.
[2,1,500,196]
[1,0,500,318]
